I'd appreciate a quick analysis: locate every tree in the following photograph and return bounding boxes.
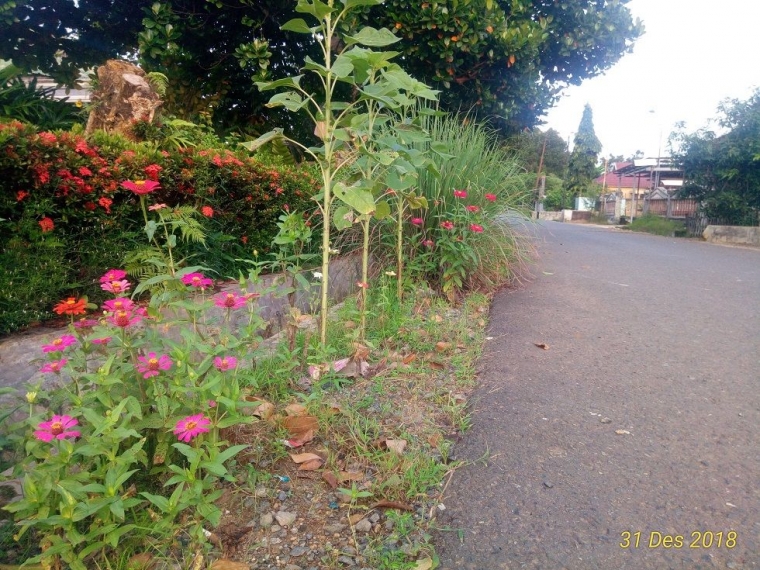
[1,0,642,135]
[672,89,760,223]
[565,104,602,204]
[510,128,569,178]
[361,0,642,132]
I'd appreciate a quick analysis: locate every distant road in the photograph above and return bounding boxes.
[436,222,760,569]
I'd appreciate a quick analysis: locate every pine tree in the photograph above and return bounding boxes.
[565,104,602,205]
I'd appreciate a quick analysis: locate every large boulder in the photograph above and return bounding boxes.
[85,60,162,138]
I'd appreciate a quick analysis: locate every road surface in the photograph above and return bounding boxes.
[436,222,760,569]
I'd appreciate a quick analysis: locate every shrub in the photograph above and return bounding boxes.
[0,121,318,334]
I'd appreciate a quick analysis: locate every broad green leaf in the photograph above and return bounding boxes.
[374,201,391,219]
[334,182,377,215]
[255,75,302,92]
[241,129,285,152]
[343,0,384,7]
[385,169,416,191]
[295,0,334,20]
[430,141,455,159]
[332,54,354,79]
[267,92,308,112]
[407,194,429,209]
[344,26,401,47]
[145,220,157,242]
[333,128,353,142]
[333,206,354,230]
[280,18,314,34]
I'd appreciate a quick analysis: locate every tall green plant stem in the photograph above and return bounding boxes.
[359,215,370,341]
[396,197,404,301]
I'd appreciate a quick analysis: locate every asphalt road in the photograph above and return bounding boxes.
[436,223,760,570]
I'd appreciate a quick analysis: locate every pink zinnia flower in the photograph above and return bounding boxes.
[34,415,81,442]
[174,414,211,442]
[466,205,480,213]
[440,221,455,230]
[42,335,77,353]
[423,239,435,248]
[213,356,238,371]
[121,180,160,195]
[148,203,168,211]
[103,297,134,312]
[356,281,369,289]
[73,318,99,330]
[100,269,127,283]
[40,359,68,374]
[181,272,213,289]
[453,190,468,198]
[101,279,131,294]
[91,337,112,345]
[470,223,484,233]
[108,309,142,328]
[213,292,246,310]
[136,352,172,378]
[411,217,424,226]
[485,193,497,202]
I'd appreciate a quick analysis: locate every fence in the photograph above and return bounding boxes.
[645,198,698,218]
[684,214,760,237]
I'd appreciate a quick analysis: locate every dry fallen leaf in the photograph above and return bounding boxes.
[352,343,370,360]
[126,553,155,570]
[428,360,445,371]
[413,557,434,570]
[298,458,323,471]
[289,452,322,464]
[283,428,315,448]
[384,439,407,455]
[348,513,366,525]
[322,471,338,489]
[371,499,414,512]
[432,314,444,323]
[402,353,417,365]
[534,343,550,350]
[282,415,319,437]
[427,433,442,448]
[435,341,452,352]
[338,471,364,482]
[284,403,307,416]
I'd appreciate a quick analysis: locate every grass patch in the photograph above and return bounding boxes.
[624,214,687,236]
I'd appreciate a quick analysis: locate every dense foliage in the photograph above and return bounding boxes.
[0,120,317,334]
[672,89,760,224]
[565,103,602,205]
[0,0,642,135]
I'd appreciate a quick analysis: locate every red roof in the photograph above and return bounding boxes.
[595,171,653,189]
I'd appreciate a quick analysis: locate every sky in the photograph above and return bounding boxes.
[543,0,760,159]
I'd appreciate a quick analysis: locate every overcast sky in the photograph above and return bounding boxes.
[543,0,760,159]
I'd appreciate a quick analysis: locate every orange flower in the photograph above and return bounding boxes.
[201,206,214,217]
[39,217,54,232]
[53,297,87,316]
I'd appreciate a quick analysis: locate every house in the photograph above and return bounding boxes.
[596,158,688,219]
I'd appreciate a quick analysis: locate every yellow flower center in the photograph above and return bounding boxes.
[50,422,63,435]
[185,421,197,430]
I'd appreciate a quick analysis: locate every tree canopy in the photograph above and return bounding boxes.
[564,104,601,202]
[672,89,760,224]
[0,0,643,135]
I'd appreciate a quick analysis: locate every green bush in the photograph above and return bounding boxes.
[625,214,686,236]
[0,121,318,334]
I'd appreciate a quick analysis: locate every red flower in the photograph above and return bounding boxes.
[38,132,57,146]
[466,205,480,213]
[440,220,455,230]
[453,190,468,198]
[79,166,93,177]
[39,217,54,232]
[98,197,113,214]
[470,223,484,233]
[16,190,28,201]
[241,236,248,244]
[423,239,435,248]
[84,201,96,211]
[411,217,424,226]
[201,206,214,217]
[121,180,160,195]
[356,281,369,289]
[485,193,497,202]
[53,297,87,316]
[144,164,162,181]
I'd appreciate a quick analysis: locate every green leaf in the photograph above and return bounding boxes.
[267,92,308,112]
[145,220,157,242]
[344,26,401,47]
[334,182,377,215]
[280,18,314,34]
[343,0,384,7]
[216,443,249,464]
[385,169,416,191]
[255,76,303,92]
[295,0,334,20]
[333,206,354,230]
[374,201,391,219]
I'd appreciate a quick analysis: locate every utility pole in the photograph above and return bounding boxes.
[534,134,547,213]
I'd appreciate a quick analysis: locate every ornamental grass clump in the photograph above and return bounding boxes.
[4,266,267,569]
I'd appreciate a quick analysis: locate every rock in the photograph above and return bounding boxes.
[290,546,308,557]
[337,556,356,566]
[284,565,303,570]
[260,513,274,527]
[325,523,347,533]
[369,513,380,524]
[85,60,162,138]
[278,491,289,501]
[255,486,268,498]
[600,417,612,424]
[275,511,297,527]
[354,518,372,533]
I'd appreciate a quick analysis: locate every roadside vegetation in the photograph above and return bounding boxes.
[624,214,687,237]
